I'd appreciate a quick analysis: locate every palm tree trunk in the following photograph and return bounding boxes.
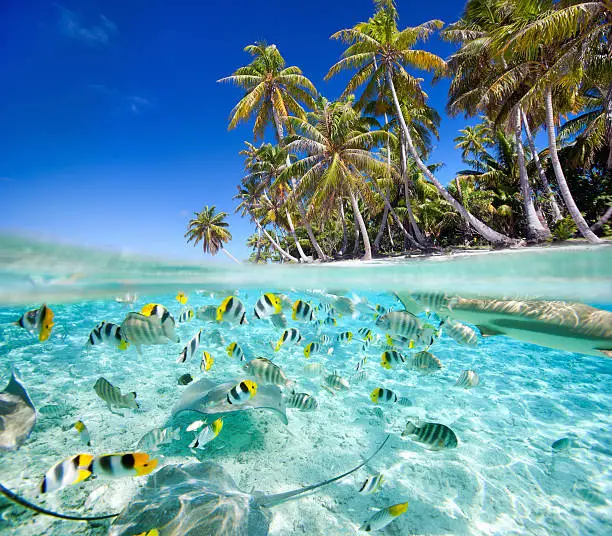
[339,199,349,255]
[221,247,241,264]
[400,136,427,245]
[349,191,372,260]
[368,178,421,249]
[284,208,309,262]
[521,109,563,223]
[273,109,330,260]
[387,219,395,248]
[591,206,612,232]
[253,219,298,262]
[254,227,262,263]
[544,86,602,244]
[515,109,551,241]
[386,67,516,246]
[374,203,390,252]
[352,224,360,257]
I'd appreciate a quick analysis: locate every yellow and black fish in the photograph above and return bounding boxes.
[15,304,54,342]
[40,454,94,493]
[86,321,129,350]
[254,293,283,319]
[226,380,258,405]
[275,328,302,351]
[226,341,246,361]
[91,452,158,478]
[303,341,321,359]
[335,331,353,344]
[201,351,214,372]
[381,350,405,369]
[292,300,315,322]
[216,296,248,325]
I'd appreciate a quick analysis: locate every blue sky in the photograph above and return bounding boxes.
[0,0,477,262]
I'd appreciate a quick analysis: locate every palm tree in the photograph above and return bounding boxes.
[282,98,395,260]
[326,0,516,245]
[185,206,240,263]
[219,42,330,259]
[484,0,606,243]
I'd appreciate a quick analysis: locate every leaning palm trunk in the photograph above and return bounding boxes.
[221,246,241,264]
[374,203,390,252]
[399,137,427,245]
[368,178,422,249]
[349,191,372,260]
[591,206,612,232]
[274,110,330,261]
[521,109,563,223]
[284,208,309,262]
[515,109,551,242]
[544,87,602,244]
[254,227,262,263]
[339,199,349,254]
[253,219,298,262]
[386,67,516,246]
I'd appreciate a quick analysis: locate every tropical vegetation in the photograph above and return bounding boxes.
[188,0,611,262]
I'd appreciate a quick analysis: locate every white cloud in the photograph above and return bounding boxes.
[88,85,152,115]
[57,6,117,46]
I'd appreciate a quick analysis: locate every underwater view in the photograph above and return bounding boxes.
[0,241,611,535]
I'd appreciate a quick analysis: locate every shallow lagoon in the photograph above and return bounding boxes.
[0,242,611,535]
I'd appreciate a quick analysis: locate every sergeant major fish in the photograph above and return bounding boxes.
[376,311,421,340]
[408,351,442,373]
[323,372,349,391]
[441,319,478,347]
[93,377,139,414]
[121,311,179,354]
[456,370,479,388]
[285,392,318,411]
[402,420,458,450]
[137,427,181,451]
[243,357,294,388]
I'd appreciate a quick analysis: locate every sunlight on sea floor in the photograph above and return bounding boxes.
[0,241,611,535]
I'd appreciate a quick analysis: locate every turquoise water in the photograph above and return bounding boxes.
[0,239,611,535]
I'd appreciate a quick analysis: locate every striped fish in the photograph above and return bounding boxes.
[39,403,72,417]
[361,503,408,532]
[358,473,384,494]
[321,316,337,327]
[370,387,397,404]
[323,372,349,391]
[137,427,181,451]
[86,321,129,350]
[253,293,282,320]
[91,452,158,478]
[397,396,412,407]
[226,380,257,405]
[177,330,202,364]
[385,333,415,348]
[216,296,248,325]
[226,341,246,361]
[178,308,194,323]
[15,304,54,342]
[442,319,479,347]
[320,334,331,345]
[189,418,223,449]
[351,370,367,384]
[402,421,458,450]
[411,292,453,314]
[376,311,421,339]
[275,328,302,351]
[303,341,321,359]
[285,392,318,411]
[121,312,179,353]
[357,327,373,342]
[196,305,218,322]
[93,377,139,413]
[456,369,479,388]
[355,356,367,371]
[201,351,214,372]
[40,454,94,493]
[331,296,354,316]
[243,357,293,388]
[417,323,439,348]
[335,331,353,344]
[408,351,442,373]
[292,300,315,322]
[381,350,405,369]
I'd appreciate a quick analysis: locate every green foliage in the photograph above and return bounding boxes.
[552,216,577,241]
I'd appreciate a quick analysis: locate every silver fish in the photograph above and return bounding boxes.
[196,305,218,322]
[323,373,349,391]
[93,377,139,414]
[137,427,181,451]
[243,358,293,388]
[121,312,179,353]
[376,311,421,339]
[456,370,479,388]
[178,330,202,364]
[285,392,318,411]
[402,420,458,450]
[408,351,442,373]
[441,319,478,347]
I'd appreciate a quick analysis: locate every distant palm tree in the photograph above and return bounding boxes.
[219,41,329,260]
[185,206,240,264]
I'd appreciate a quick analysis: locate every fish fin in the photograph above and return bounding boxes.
[476,325,503,337]
[73,470,92,484]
